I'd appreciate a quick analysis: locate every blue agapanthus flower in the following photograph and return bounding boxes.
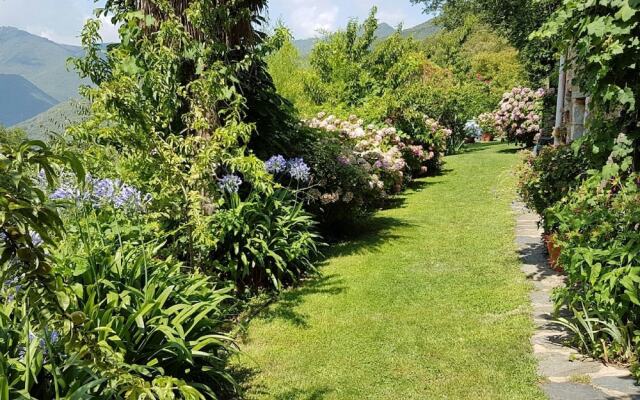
[49,185,79,201]
[114,184,144,209]
[287,158,311,182]
[218,174,243,194]
[39,330,60,354]
[29,232,43,247]
[92,178,117,201]
[265,155,288,174]
[49,175,152,211]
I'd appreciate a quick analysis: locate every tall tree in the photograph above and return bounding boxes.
[411,0,561,82]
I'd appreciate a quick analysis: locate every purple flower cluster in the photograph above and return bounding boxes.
[4,277,21,302]
[39,330,60,355]
[113,182,151,209]
[265,156,311,182]
[288,158,311,182]
[265,155,288,174]
[17,330,60,361]
[49,175,152,211]
[29,232,43,247]
[218,174,243,194]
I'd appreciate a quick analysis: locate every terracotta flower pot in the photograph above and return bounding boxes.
[544,234,563,273]
[482,133,493,142]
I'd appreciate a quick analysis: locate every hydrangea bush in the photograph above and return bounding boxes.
[477,112,498,138]
[494,87,545,146]
[306,112,432,190]
[464,120,482,140]
[260,112,435,232]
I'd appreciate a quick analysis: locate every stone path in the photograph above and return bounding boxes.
[514,201,640,400]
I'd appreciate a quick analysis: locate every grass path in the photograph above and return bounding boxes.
[232,143,544,399]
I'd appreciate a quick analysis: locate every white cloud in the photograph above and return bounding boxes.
[277,0,339,38]
[35,28,75,44]
[97,15,120,43]
[377,8,409,27]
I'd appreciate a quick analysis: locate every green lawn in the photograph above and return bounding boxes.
[232,143,544,399]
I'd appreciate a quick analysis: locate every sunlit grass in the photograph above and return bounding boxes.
[232,143,544,399]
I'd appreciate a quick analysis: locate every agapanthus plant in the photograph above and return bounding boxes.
[218,174,243,194]
[265,155,288,174]
[46,173,152,212]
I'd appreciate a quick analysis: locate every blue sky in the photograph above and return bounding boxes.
[0,0,429,45]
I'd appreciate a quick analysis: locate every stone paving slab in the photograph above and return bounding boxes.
[513,201,640,400]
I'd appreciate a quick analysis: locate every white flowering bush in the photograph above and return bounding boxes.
[262,112,433,232]
[464,120,482,139]
[306,112,431,192]
[477,112,498,138]
[494,87,545,145]
[416,116,451,169]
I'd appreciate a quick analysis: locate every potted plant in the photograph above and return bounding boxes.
[477,112,497,142]
[543,233,563,273]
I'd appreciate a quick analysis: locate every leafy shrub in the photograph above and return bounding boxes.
[209,188,320,294]
[477,112,498,137]
[305,112,436,189]
[516,145,590,217]
[300,133,385,232]
[2,242,237,398]
[546,134,640,369]
[494,87,545,146]
[0,138,240,397]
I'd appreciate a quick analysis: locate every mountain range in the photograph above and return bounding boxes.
[0,19,439,135]
[0,26,89,128]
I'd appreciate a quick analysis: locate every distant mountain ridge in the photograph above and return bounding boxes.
[0,74,59,126]
[293,19,440,56]
[0,26,87,102]
[0,19,439,132]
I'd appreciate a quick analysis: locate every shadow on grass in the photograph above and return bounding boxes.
[323,215,415,259]
[498,146,526,154]
[229,364,333,400]
[426,168,453,178]
[273,388,333,400]
[249,273,346,329]
[458,142,499,154]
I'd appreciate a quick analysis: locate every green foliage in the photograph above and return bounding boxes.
[210,189,319,294]
[307,8,379,109]
[0,135,240,398]
[545,134,640,370]
[535,0,640,134]
[412,0,560,82]
[266,11,527,158]
[296,130,384,231]
[0,137,82,275]
[0,1,326,398]
[516,145,590,217]
[68,3,283,274]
